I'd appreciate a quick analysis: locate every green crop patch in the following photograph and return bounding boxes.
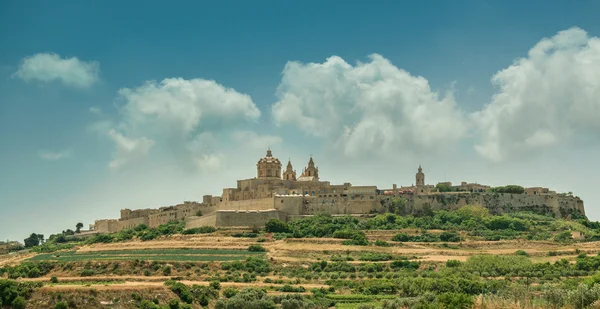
[29,248,264,262]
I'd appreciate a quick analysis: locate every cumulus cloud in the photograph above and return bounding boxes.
[107,77,262,170]
[14,53,99,88]
[38,149,72,161]
[474,27,600,162]
[231,131,282,150]
[107,129,155,171]
[272,54,467,158]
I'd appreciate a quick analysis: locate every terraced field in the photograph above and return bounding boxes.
[29,248,265,262]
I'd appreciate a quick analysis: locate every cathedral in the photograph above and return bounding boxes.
[221,149,349,202]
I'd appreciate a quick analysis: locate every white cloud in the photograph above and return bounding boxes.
[107,129,155,171]
[14,53,99,88]
[117,78,260,136]
[272,54,468,158]
[38,149,72,161]
[474,27,600,162]
[231,131,282,150]
[107,77,262,170]
[89,106,102,115]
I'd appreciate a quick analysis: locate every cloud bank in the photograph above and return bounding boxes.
[15,53,99,88]
[474,27,600,161]
[272,54,468,159]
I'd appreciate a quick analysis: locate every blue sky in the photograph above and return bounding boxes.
[1,1,600,242]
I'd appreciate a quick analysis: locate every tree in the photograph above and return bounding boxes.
[264,219,289,233]
[436,183,452,193]
[76,222,84,233]
[24,233,40,248]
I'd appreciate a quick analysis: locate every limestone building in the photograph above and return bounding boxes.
[91,148,586,233]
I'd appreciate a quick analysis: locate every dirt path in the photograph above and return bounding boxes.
[38,280,329,292]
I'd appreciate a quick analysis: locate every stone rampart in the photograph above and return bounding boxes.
[215,209,286,228]
[409,192,583,218]
[185,213,218,229]
[216,198,274,211]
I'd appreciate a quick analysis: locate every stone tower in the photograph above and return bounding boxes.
[300,156,319,180]
[415,165,425,187]
[282,159,297,181]
[256,148,281,179]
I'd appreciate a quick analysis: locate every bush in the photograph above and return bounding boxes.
[182,226,216,234]
[515,250,529,256]
[439,232,461,242]
[50,276,58,283]
[446,260,462,268]
[80,269,95,277]
[163,266,172,276]
[374,240,391,247]
[54,301,68,309]
[223,287,238,298]
[265,219,290,233]
[437,292,473,309]
[12,296,26,309]
[392,233,410,242]
[248,245,266,252]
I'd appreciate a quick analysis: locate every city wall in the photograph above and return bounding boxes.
[409,193,584,217]
[215,209,286,228]
[185,213,218,229]
[216,198,273,211]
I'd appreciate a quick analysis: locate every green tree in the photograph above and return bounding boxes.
[264,219,289,233]
[76,222,84,233]
[436,183,452,192]
[24,233,40,248]
[12,296,26,309]
[54,301,68,309]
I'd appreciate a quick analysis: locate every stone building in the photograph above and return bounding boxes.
[90,148,586,233]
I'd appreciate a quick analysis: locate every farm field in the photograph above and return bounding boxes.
[4,211,600,308]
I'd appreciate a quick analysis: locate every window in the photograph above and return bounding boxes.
[331,199,335,204]
[322,199,325,204]
[311,191,315,196]
[369,196,374,200]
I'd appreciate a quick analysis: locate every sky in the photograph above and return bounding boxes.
[1,0,600,242]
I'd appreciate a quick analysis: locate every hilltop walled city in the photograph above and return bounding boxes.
[90,149,586,235]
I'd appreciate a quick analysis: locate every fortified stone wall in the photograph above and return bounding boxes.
[185,213,218,229]
[409,193,584,217]
[215,209,286,228]
[118,216,149,230]
[94,219,119,234]
[216,198,274,211]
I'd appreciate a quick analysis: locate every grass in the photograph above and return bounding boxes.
[336,302,382,309]
[29,248,265,262]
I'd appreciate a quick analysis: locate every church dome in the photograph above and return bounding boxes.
[257,148,282,179]
[257,149,281,165]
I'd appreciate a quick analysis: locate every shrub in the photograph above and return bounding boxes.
[182,226,216,234]
[12,296,26,309]
[392,233,410,242]
[248,245,266,252]
[437,293,473,309]
[265,219,290,233]
[163,266,172,276]
[50,276,58,283]
[439,231,461,242]
[374,240,391,247]
[223,287,238,298]
[80,269,95,277]
[446,260,462,268]
[515,250,529,257]
[54,301,68,309]
[210,280,221,290]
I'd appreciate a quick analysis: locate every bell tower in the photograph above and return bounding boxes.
[256,148,282,179]
[415,165,425,187]
[283,159,297,181]
[300,156,319,180]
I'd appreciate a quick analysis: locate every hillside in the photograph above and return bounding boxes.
[3,207,600,309]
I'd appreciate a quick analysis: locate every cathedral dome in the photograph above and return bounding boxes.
[257,149,281,165]
[256,149,282,179]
